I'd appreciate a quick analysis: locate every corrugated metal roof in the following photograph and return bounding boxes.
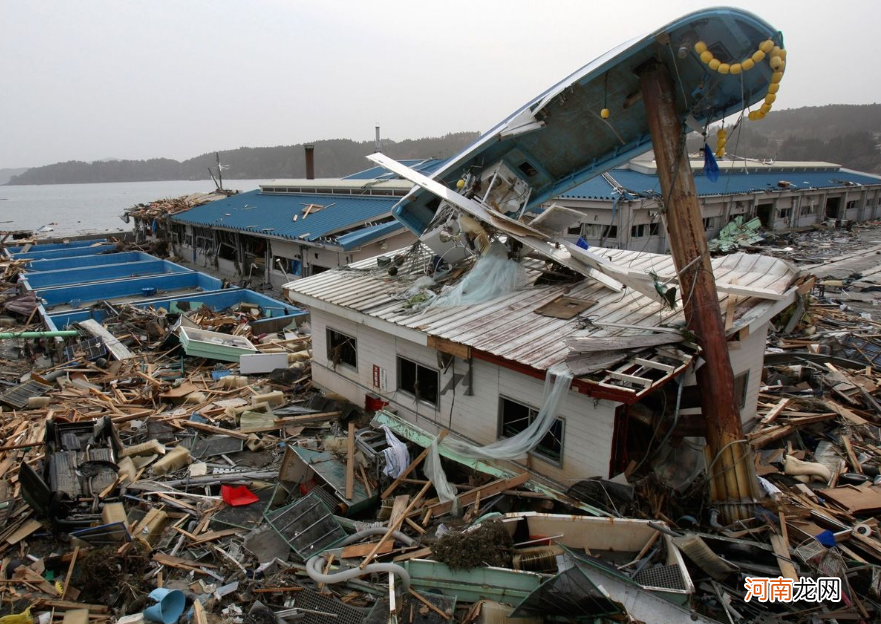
[558,166,881,202]
[286,245,797,372]
[343,158,447,181]
[335,221,404,250]
[171,189,399,248]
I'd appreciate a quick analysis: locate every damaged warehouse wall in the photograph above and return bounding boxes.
[309,309,618,482]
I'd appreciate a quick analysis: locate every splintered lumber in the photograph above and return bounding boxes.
[180,421,250,440]
[390,495,409,525]
[759,398,791,425]
[380,430,449,500]
[193,599,208,624]
[425,473,530,518]
[769,532,798,581]
[346,422,355,501]
[360,481,432,570]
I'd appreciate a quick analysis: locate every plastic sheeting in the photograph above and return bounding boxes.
[430,242,528,308]
[425,363,574,505]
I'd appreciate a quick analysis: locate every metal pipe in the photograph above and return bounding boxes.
[0,330,78,339]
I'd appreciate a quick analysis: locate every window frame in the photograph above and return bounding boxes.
[327,328,357,371]
[497,395,565,466]
[733,371,749,410]
[396,356,440,407]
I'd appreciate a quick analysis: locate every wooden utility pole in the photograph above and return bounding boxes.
[639,61,760,523]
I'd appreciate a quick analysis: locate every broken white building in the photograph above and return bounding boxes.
[285,245,801,484]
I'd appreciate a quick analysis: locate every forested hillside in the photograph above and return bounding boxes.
[6,132,480,185]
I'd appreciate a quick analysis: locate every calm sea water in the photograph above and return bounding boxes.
[0,179,266,237]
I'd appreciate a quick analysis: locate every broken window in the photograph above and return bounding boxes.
[310,264,330,276]
[397,357,439,407]
[734,371,749,409]
[702,217,719,231]
[631,224,646,239]
[601,225,618,239]
[777,207,792,220]
[499,396,564,464]
[846,200,858,211]
[649,223,661,236]
[327,329,357,370]
[568,224,583,236]
[800,203,814,216]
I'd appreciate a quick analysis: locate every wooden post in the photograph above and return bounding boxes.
[345,422,356,501]
[639,61,760,522]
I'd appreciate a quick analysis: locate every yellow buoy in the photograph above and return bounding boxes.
[771,71,784,84]
[694,41,708,54]
[764,93,777,104]
[730,63,742,74]
[760,103,772,114]
[770,56,784,70]
[700,50,714,64]
[742,58,755,71]
[760,40,775,53]
[767,83,779,94]
[456,179,465,189]
[600,108,610,119]
[748,111,762,121]
[717,63,730,74]
[756,111,766,119]
[771,46,782,57]
[752,50,766,63]
[709,58,721,71]
[778,48,787,60]
[716,148,725,158]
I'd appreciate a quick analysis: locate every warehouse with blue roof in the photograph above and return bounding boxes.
[161,148,881,285]
[163,152,446,288]
[552,158,881,253]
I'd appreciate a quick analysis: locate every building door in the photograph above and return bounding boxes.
[825,196,841,220]
[756,203,773,228]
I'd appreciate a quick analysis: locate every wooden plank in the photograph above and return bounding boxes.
[769,534,798,581]
[427,336,471,359]
[759,398,791,426]
[345,422,355,501]
[390,495,409,525]
[393,546,434,562]
[341,541,394,559]
[380,430,449,500]
[193,599,207,624]
[425,473,530,518]
[61,546,80,600]
[6,519,42,545]
[606,370,653,389]
[633,357,675,373]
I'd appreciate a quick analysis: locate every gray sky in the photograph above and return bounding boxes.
[1,0,878,170]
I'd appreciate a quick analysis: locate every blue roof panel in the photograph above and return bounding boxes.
[336,221,404,250]
[617,168,881,198]
[562,167,881,202]
[172,189,399,246]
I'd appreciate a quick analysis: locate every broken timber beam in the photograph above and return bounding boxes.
[639,60,760,522]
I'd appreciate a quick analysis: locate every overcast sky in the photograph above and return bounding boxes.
[1,0,878,170]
